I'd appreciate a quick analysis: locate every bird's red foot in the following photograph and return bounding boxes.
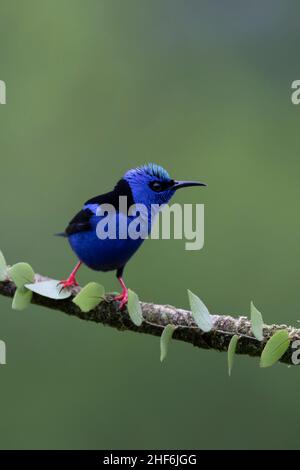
[58,262,82,292]
[115,277,128,310]
[57,277,79,291]
[115,289,128,310]
[115,276,128,310]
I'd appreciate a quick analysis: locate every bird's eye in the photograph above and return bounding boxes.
[150,181,162,192]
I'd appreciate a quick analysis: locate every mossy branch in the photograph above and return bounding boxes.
[0,274,299,365]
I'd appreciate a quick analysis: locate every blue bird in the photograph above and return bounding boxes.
[58,164,206,308]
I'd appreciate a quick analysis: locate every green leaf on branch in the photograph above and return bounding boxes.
[12,287,33,311]
[250,301,264,341]
[73,282,105,313]
[9,263,35,288]
[160,324,177,362]
[0,250,8,281]
[25,280,72,300]
[260,330,290,368]
[228,335,239,376]
[188,290,213,332]
[127,290,143,326]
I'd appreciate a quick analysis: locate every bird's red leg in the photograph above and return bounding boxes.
[115,277,128,309]
[58,261,82,290]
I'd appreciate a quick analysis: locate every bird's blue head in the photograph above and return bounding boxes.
[123,163,206,207]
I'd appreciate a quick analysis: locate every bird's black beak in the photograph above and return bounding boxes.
[173,180,207,190]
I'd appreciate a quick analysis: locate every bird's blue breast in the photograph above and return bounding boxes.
[68,211,146,271]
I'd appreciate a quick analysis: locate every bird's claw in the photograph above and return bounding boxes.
[57,278,79,293]
[115,290,128,310]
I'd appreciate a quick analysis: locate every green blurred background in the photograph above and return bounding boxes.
[0,0,300,450]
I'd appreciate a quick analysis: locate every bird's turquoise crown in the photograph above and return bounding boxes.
[125,163,171,182]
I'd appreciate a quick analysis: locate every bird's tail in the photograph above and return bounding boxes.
[54,232,68,237]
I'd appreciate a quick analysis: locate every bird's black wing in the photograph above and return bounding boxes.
[59,179,134,237]
[85,179,134,208]
[64,208,94,236]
